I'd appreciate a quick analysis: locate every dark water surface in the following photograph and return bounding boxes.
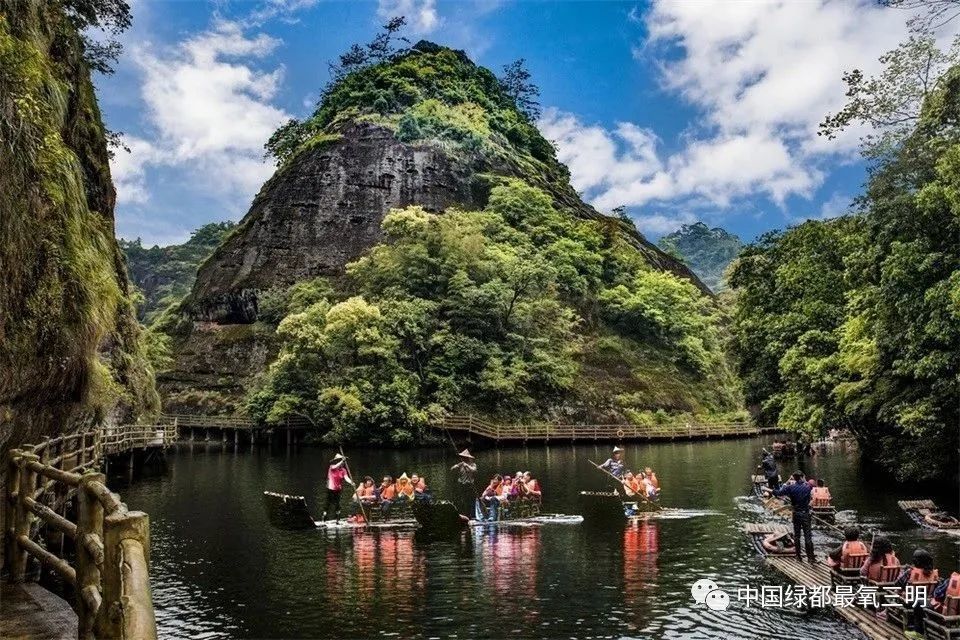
[114,438,959,639]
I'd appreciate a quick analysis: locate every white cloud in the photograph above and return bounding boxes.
[111,20,290,212]
[542,1,959,215]
[378,0,441,34]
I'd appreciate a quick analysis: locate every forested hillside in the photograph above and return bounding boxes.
[730,49,960,481]
[159,29,743,444]
[657,222,743,292]
[121,222,235,323]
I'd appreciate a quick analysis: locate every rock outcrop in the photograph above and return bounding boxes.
[184,123,484,323]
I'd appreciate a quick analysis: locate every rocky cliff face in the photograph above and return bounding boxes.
[0,1,157,450]
[185,123,484,323]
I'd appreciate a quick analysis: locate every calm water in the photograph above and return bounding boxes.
[114,438,959,639]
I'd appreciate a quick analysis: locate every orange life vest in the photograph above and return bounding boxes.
[945,572,960,598]
[380,484,397,500]
[811,487,831,505]
[909,566,939,584]
[866,552,899,582]
[359,485,375,498]
[841,540,868,560]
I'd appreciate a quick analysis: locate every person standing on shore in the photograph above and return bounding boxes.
[451,449,477,514]
[322,453,354,523]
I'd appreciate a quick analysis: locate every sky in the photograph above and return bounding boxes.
[97,0,955,246]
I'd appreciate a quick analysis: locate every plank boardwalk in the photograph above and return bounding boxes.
[0,583,77,640]
[765,557,905,639]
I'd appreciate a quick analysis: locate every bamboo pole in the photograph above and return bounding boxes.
[4,450,21,576]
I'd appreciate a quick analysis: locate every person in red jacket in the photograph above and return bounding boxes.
[322,453,354,523]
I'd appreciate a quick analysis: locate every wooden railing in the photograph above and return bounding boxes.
[161,413,311,430]
[3,424,171,639]
[434,415,774,441]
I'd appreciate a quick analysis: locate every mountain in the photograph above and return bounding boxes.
[121,222,236,324]
[160,40,742,436]
[657,222,744,292]
[0,1,157,451]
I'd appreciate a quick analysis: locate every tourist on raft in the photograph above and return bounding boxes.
[396,473,415,500]
[860,536,900,582]
[356,476,377,503]
[827,528,868,568]
[599,446,626,479]
[644,467,660,492]
[479,475,503,520]
[811,478,831,507]
[322,453,354,523]
[894,548,941,634]
[765,471,815,564]
[378,475,397,513]
[522,472,541,500]
[758,449,779,490]
[411,474,431,501]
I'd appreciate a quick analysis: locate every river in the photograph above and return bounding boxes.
[114,437,959,639]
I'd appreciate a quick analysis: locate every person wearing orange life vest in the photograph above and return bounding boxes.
[827,527,869,568]
[644,467,660,492]
[894,549,941,634]
[811,478,832,507]
[396,473,415,500]
[860,536,900,581]
[931,571,960,616]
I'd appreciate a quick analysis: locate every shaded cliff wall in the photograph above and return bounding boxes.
[0,0,158,453]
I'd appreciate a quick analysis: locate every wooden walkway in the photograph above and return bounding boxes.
[0,582,77,640]
[3,425,167,639]
[765,556,904,639]
[435,415,778,442]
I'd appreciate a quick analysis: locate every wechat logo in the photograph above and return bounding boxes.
[691,578,731,611]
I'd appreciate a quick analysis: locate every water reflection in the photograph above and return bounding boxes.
[115,439,959,640]
[475,528,541,623]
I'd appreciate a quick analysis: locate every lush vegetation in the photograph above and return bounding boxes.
[121,222,236,323]
[248,180,741,444]
[265,35,570,208]
[657,222,744,292]
[0,0,156,444]
[730,56,960,481]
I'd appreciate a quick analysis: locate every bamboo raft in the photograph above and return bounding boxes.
[262,491,419,530]
[765,557,905,639]
[743,522,796,556]
[898,500,960,532]
[410,499,582,538]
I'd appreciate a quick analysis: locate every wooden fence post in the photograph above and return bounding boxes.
[4,450,22,576]
[11,452,39,582]
[77,473,105,640]
[99,510,156,640]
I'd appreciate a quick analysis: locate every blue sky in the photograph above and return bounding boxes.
[98,0,943,246]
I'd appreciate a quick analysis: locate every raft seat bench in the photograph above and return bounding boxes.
[925,596,960,640]
[885,580,939,632]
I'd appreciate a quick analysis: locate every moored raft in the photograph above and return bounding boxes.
[898,499,960,531]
